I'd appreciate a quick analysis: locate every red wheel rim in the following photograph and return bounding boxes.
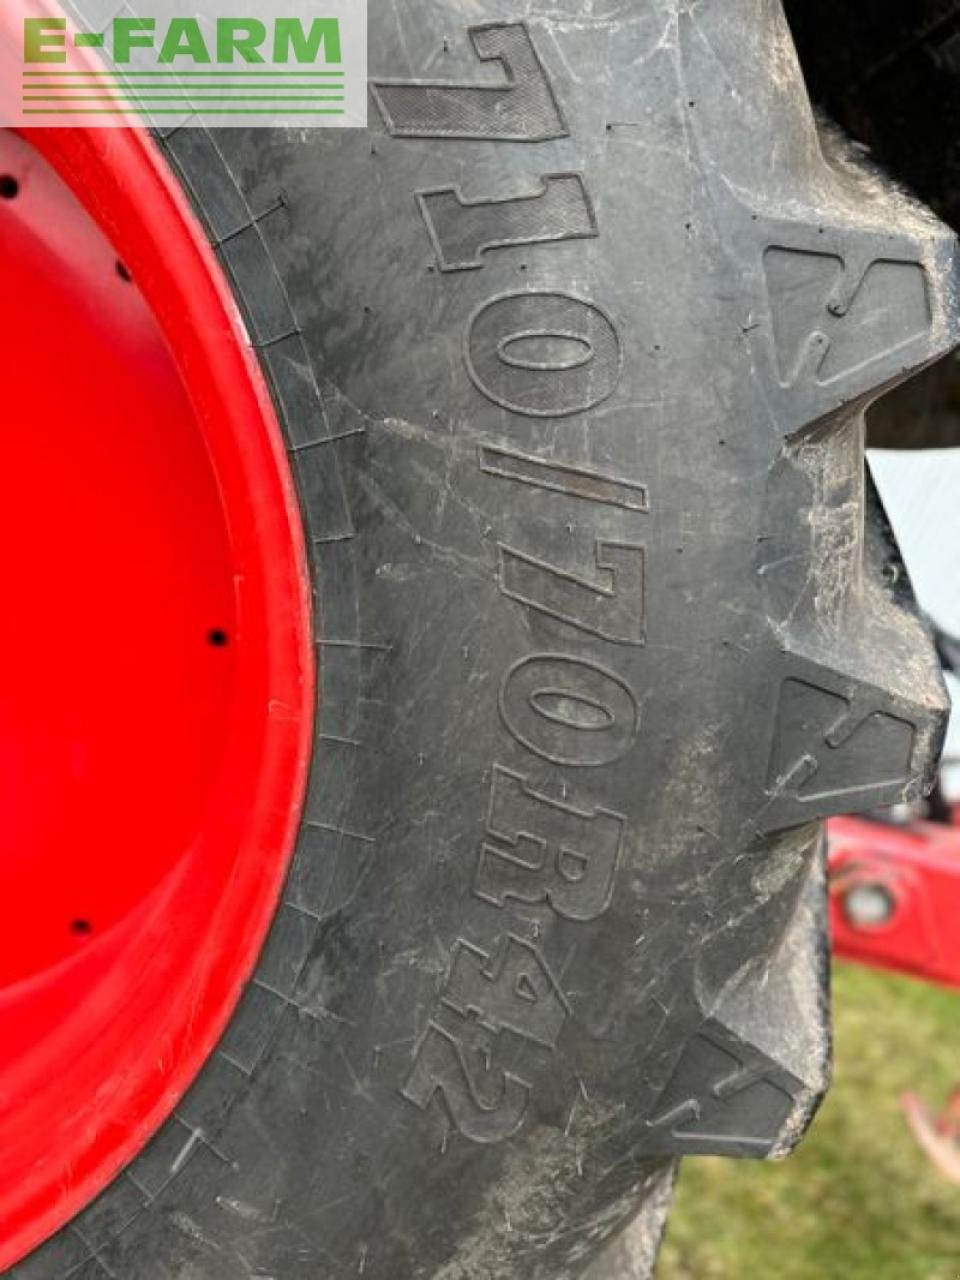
[0,66,314,1275]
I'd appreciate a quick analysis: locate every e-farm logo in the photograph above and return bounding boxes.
[16,1,366,127]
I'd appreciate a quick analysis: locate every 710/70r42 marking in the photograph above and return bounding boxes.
[371,20,650,1145]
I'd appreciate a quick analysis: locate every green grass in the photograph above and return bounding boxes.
[659,963,960,1280]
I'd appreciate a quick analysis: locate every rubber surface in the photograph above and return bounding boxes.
[786,0,960,231]
[11,1,960,1277]
[785,1,960,453]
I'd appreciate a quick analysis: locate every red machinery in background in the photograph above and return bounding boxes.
[828,805,960,989]
[828,622,960,988]
[832,801,960,1183]
[827,624,960,1181]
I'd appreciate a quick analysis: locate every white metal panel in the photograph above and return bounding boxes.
[870,448,960,764]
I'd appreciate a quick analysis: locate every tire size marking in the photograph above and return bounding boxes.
[474,765,624,922]
[370,23,567,142]
[400,1020,529,1144]
[478,443,649,512]
[466,290,622,418]
[377,22,647,1144]
[499,654,640,768]
[417,173,597,272]
[499,541,645,645]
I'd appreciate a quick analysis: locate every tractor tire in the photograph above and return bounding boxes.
[785,0,960,452]
[11,1,960,1277]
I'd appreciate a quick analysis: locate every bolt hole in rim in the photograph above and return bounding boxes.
[0,13,314,1268]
